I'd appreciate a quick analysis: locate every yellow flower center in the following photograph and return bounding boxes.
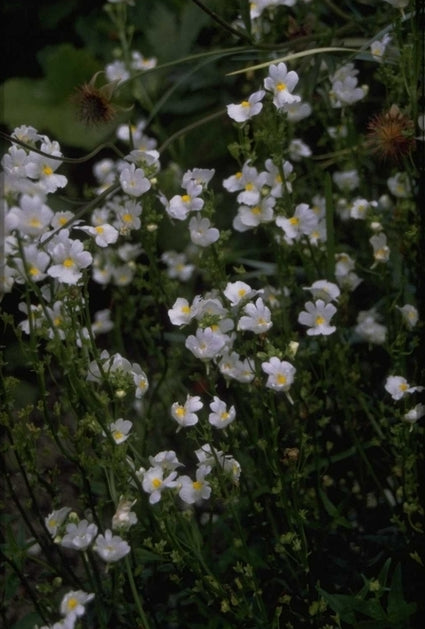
[42,165,53,176]
[175,406,185,418]
[181,305,191,314]
[181,194,191,203]
[95,226,104,234]
[251,206,261,215]
[113,430,124,441]
[29,218,41,228]
[276,82,287,92]
[245,182,254,191]
[152,478,162,489]
[289,217,299,226]
[220,411,229,421]
[399,383,409,392]
[315,315,325,326]
[63,258,74,268]
[241,100,250,108]
[122,213,132,223]
[29,266,39,276]
[193,481,202,491]
[67,598,78,611]
[277,374,287,385]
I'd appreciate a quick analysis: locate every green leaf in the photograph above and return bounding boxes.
[387,564,417,623]
[11,612,43,629]
[1,78,119,149]
[40,43,100,102]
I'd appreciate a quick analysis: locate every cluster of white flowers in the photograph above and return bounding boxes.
[45,509,132,563]
[87,349,149,400]
[384,376,424,428]
[138,445,240,506]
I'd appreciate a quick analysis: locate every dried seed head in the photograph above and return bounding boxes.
[367,104,415,162]
[73,81,116,127]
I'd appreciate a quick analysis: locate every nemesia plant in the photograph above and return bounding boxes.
[1,0,424,628]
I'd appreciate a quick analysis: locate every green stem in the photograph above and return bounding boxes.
[125,555,151,629]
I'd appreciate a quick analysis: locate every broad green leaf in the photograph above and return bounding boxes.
[1,78,120,149]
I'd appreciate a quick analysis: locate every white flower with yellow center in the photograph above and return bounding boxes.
[208,396,236,429]
[264,62,301,110]
[60,590,94,620]
[109,418,133,444]
[238,297,272,334]
[261,357,296,393]
[142,466,178,504]
[171,394,203,429]
[384,376,424,401]
[227,89,265,123]
[178,464,212,505]
[298,299,337,336]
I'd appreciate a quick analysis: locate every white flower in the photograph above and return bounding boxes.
[6,194,53,237]
[168,297,198,326]
[387,172,412,198]
[354,310,387,345]
[47,231,92,285]
[333,169,359,192]
[14,243,50,283]
[113,199,142,234]
[93,529,131,562]
[109,418,133,444]
[182,168,215,189]
[167,180,204,220]
[330,76,366,107]
[218,351,255,383]
[112,498,138,531]
[61,520,98,551]
[404,404,425,425]
[298,299,337,336]
[385,375,424,400]
[231,164,268,206]
[286,100,312,122]
[161,251,194,281]
[264,62,301,110]
[223,281,258,307]
[171,395,203,429]
[60,590,94,619]
[233,196,275,231]
[288,139,312,161]
[275,203,318,244]
[261,357,296,392]
[78,223,119,248]
[350,198,371,220]
[303,280,340,303]
[188,216,219,246]
[370,233,390,264]
[132,363,149,398]
[396,304,418,329]
[208,396,236,429]
[370,34,391,62]
[119,163,151,197]
[105,60,130,83]
[142,466,178,504]
[237,297,272,334]
[92,309,114,335]
[227,89,265,122]
[149,450,183,472]
[178,465,212,505]
[24,141,68,193]
[185,327,228,360]
[45,507,71,537]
